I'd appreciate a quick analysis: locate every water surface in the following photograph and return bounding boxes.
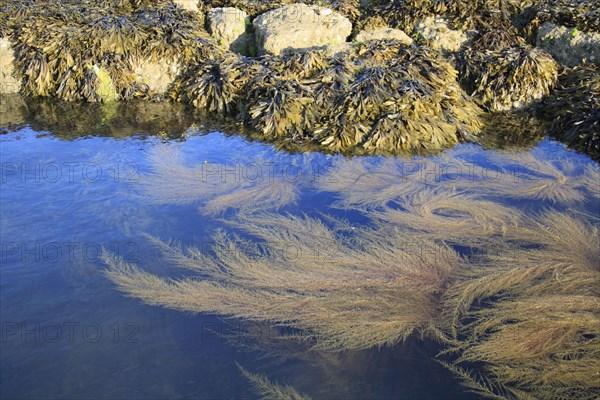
[1,99,598,399]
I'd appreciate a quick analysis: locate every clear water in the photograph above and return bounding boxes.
[1,100,598,399]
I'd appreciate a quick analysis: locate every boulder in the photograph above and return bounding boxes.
[253,4,352,56]
[537,22,600,67]
[0,38,21,94]
[324,43,353,56]
[355,28,413,45]
[415,16,468,52]
[207,7,252,55]
[172,0,199,12]
[133,58,180,96]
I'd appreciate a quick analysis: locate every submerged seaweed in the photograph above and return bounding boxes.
[238,363,311,400]
[104,212,464,351]
[102,141,600,398]
[439,212,600,400]
[134,146,300,215]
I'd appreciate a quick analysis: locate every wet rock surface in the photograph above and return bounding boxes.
[354,27,412,45]
[132,58,181,97]
[537,22,600,67]
[252,4,352,55]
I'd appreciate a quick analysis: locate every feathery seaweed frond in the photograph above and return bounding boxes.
[237,364,311,400]
[104,213,464,351]
[439,211,600,400]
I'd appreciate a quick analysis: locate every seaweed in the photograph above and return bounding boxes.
[439,211,600,400]
[104,212,464,351]
[543,63,600,161]
[472,45,558,111]
[5,0,219,102]
[318,43,483,152]
[237,363,311,400]
[531,0,600,33]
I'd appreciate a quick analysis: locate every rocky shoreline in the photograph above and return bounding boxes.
[0,0,598,158]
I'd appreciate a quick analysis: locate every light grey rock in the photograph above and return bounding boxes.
[537,22,600,67]
[132,58,180,96]
[0,38,21,94]
[324,42,353,56]
[207,7,252,55]
[172,0,199,12]
[253,4,352,56]
[355,27,413,45]
[415,16,468,52]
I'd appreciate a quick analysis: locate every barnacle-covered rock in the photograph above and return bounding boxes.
[199,0,282,18]
[354,28,413,45]
[414,16,468,53]
[207,7,252,55]
[132,58,181,98]
[0,38,21,94]
[473,45,559,111]
[200,0,361,23]
[253,4,352,56]
[544,64,600,160]
[537,22,600,67]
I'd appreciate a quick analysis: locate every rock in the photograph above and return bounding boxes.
[0,38,21,94]
[355,28,413,45]
[324,43,353,57]
[415,16,468,52]
[253,4,352,56]
[536,22,600,67]
[133,58,180,96]
[207,7,252,55]
[171,0,199,12]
